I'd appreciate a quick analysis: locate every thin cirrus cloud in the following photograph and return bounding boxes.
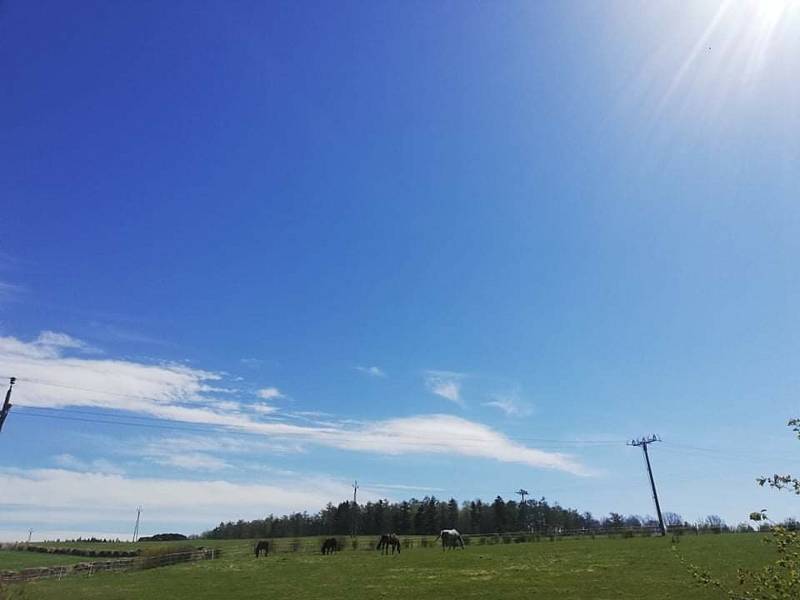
[424,370,464,406]
[0,332,587,476]
[257,387,284,400]
[0,467,386,541]
[0,281,25,304]
[355,365,386,378]
[482,393,533,418]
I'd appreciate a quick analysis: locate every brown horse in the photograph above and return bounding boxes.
[321,537,340,555]
[376,533,401,555]
[254,540,270,557]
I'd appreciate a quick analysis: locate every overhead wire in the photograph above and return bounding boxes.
[11,408,621,451]
[7,374,788,461]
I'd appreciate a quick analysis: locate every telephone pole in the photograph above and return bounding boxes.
[0,377,16,434]
[132,506,142,542]
[351,481,359,538]
[628,435,666,536]
[516,489,529,531]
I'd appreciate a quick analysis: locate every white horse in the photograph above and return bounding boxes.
[433,528,464,550]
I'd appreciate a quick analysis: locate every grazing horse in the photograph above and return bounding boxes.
[254,540,270,557]
[433,529,464,550]
[321,537,340,555]
[376,533,401,555]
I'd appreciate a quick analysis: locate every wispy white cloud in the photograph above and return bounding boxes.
[343,414,586,475]
[35,331,101,354]
[483,392,533,417]
[257,387,284,400]
[53,454,124,475]
[0,281,24,304]
[0,468,385,541]
[87,321,168,346]
[240,358,263,368]
[153,453,231,471]
[0,333,586,475]
[361,482,445,493]
[355,365,386,378]
[134,434,305,469]
[424,370,464,406]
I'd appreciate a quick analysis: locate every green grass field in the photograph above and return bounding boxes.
[6,534,771,600]
[0,550,86,571]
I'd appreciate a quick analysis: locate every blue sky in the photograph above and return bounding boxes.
[1,0,800,540]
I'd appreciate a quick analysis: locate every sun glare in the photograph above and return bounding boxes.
[651,0,800,121]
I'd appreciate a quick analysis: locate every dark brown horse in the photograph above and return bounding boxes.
[254,540,270,557]
[376,533,401,555]
[321,537,340,555]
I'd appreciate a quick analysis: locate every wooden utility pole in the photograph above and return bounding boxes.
[351,481,359,537]
[516,488,530,531]
[628,435,666,536]
[0,377,16,434]
[132,506,142,542]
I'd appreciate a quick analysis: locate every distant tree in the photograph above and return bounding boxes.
[397,501,411,535]
[446,498,459,529]
[623,515,642,528]
[413,502,425,535]
[492,496,508,532]
[701,515,726,532]
[423,497,439,534]
[470,500,483,533]
[663,512,684,528]
[582,511,599,530]
[606,512,624,530]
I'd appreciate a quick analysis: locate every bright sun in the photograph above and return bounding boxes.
[653,0,800,117]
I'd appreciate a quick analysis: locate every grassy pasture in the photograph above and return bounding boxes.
[12,534,771,599]
[0,551,84,571]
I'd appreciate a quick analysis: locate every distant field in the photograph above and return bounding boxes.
[0,551,83,570]
[13,534,772,599]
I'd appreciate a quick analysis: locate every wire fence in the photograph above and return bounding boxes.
[221,524,752,555]
[0,525,754,584]
[0,548,219,584]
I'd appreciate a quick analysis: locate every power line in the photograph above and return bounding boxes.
[0,375,628,447]
[10,406,623,448]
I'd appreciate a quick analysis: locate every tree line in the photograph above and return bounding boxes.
[202,495,694,540]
